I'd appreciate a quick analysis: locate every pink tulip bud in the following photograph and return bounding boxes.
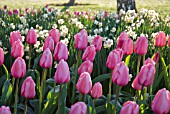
[153,52,160,63]
[54,42,68,61]
[49,28,60,44]
[116,31,128,49]
[91,82,102,99]
[26,28,37,45]
[134,36,148,55]
[168,35,170,46]
[155,31,166,47]
[0,48,4,66]
[76,72,92,95]
[78,60,93,75]
[11,40,24,58]
[40,48,53,69]
[112,62,129,86]
[144,58,156,66]
[11,57,26,78]
[0,106,11,114]
[120,101,139,114]
[74,29,88,50]
[152,88,170,114]
[21,76,36,99]
[54,59,70,84]
[43,36,54,52]
[91,35,102,52]
[106,49,124,70]
[131,76,142,90]
[122,38,133,55]
[70,102,87,114]
[10,31,22,46]
[82,45,96,62]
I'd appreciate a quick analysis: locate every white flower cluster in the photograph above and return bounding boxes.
[104,38,113,49]
[60,25,68,37]
[163,15,170,27]
[124,10,137,23]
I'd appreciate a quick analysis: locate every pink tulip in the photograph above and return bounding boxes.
[168,35,170,46]
[131,76,142,90]
[21,76,36,99]
[144,58,156,66]
[78,60,93,75]
[49,28,60,44]
[116,31,128,49]
[112,62,129,86]
[120,101,139,114]
[155,31,166,47]
[122,38,133,55]
[0,48,4,66]
[11,57,26,78]
[153,52,160,63]
[76,72,92,94]
[26,28,37,45]
[74,29,88,50]
[91,82,102,99]
[91,35,102,52]
[152,88,170,114]
[54,59,70,84]
[40,48,53,69]
[0,106,11,114]
[43,36,54,51]
[70,102,87,114]
[10,31,22,46]
[134,36,148,55]
[11,40,24,58]
[54,42,68,61]
[82,45,96,62]
[106,49,124,70]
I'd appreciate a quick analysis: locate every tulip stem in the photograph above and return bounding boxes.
[14,78,19,114]
[114,86,121,114]
[2,64,9,80]
[108,72,113,102]
[57,84,62,114]
[142,55,145,65]
[24,99,28,114]
[79,93,83,101]
[137,55,141,74]
[28,45,32,69]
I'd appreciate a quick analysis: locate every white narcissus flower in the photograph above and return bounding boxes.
[58,19,64,24]
[94,20,98,25]
[34,41,40,48]
[98,22,102,27]
[104,39,113,49]
[71,18,78,24]
[111,27,116,32]
[60,38,69,46]
[43,14,48,18]
[88,35,95,43]
[25,46,29,52]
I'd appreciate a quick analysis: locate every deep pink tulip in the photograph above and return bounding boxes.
[0,48,4,66]
[134,36,148,55]
[49,28,60,44]
[82,45,96,62]
[10,31,22,46]
[11,57,26,78]
[131,76,142,90]
[11,40,24,58]
[40,48,53,69]
[168,35,170,46]
[112,62,129,86]
[0,106,11,114]
[54,42,68,61]
[91,35,102,52]
[153,52,160,63]
[152,88,170,114]
[54,59,70,84]
[155,31,166,47]
[21,76,36,99]
[78,60,93,75]
[26,28,37,45]
[120,101,139,114]
[91,82,102,99]
[116,31,128,49]
[122,38,133,55]
[70,102,87,114]
[106,49,124,70]
[4,5,7,10]
[43,36,54,52]
[8,11,13,16]
[144,58,156,66]
[76,72,92,95]
[74,29,88,50]
[13,9,19,15]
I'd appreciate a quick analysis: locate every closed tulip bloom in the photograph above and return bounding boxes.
[134,36,148,55]
[76,72,92,94]
[54,42,68,61]
[43,36,54,51]
[11,57,26,78]
[54,59,70,84]
[70,102,87,114]
[155,31,166,47]
[78,60,93,75]
[106,49,124,70]
[91,35,102,52]
[120,101,139,114]
[121,38,133,55]
[21,76,36,99]
[153,52,160,63]
[168,35,170,46]
[144,58,156,66]
[74,29,88,50]
[0,106,11,114]
[40,48,53,69]
[0,48,4,66]
[26,28,37,45]
[11,40,24,58]
[112,62,129,86]
[116,31,128,49]
[152,88,170,114]
[131,76,142,90]
[82,45,96,62]
[91,82,102,99]
[10,31,22,46]
[49,28,60,44]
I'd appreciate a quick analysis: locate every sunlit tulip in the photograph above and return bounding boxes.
[91,35,102,52]
[26,28,37,45]
[168,35,170,46]
[122,38,133,55]
[70,102,87,114]
[49,28,60,44]
[120,101,139,114]
[0,106,11,114]
[131,76,142,90]
[10,31,22,46]
[91,82,102,98]
[134,36,148,55]
[153,52,160,63]
[82,45,96,62]
[11,40,24,58]
[116,31,128,49]
[78,60,93,75]
[155,31,166,47]
[43,36,54,51]
[54,42,68,61]
[0,48,4,66]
